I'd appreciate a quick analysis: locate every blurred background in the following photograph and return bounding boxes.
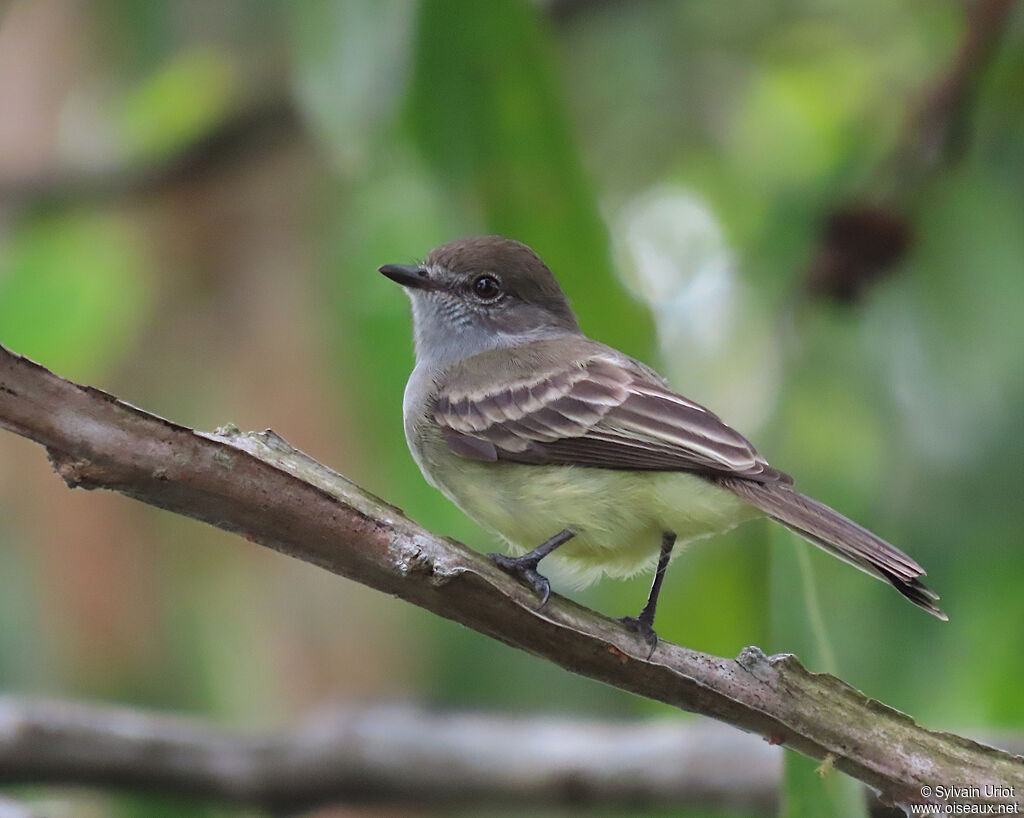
[0,0,1022,815]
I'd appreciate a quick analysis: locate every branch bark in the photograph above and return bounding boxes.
[0,698,778,811]
[0,343,1021,811]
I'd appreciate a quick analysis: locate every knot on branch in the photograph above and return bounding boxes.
[46,450,96,489]
[736,646,772,677]
[395,543,437,577]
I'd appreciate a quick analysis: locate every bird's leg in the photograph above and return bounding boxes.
[490,529,575,608]
[621,531,676,653]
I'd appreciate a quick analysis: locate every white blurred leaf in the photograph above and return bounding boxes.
[613,186,782,432]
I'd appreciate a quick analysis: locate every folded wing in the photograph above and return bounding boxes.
[433,354,791,483]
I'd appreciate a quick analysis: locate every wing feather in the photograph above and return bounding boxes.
[433,354,791,483]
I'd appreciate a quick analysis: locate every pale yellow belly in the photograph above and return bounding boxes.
[425,458,761,587]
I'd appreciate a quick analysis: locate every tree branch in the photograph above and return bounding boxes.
[0,698,778,811]
[0,343,1020,811]
[0,97,303,210]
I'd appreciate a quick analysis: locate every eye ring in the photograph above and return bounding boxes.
[471,274,502,300]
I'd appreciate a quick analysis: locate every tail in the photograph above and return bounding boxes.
[716,477,947,620]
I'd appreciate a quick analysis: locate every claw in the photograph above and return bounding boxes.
[620,615,659,657]
[490,552,552,608]
[488,530,573,610]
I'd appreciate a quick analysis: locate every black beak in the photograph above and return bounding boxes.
[379,263,433,290]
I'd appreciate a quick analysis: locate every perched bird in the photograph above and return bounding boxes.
[381,236,945,646]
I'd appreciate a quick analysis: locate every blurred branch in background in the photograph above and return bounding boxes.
[1,697,1019,814]
[908,0,1016,171]
[0,95,303,211]
[806,0,1016,303]
[0,343,1021,811]
[0,699,778,813]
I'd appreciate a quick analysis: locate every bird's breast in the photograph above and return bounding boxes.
[406,421,760,586]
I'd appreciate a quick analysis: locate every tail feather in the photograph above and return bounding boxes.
[717,477,947,621]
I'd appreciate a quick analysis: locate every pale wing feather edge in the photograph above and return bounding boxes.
[433,355,791,483]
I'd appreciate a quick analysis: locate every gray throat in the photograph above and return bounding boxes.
[401,293,582,454]
[407,294,581,374]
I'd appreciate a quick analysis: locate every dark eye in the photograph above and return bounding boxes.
[471,274,502,300]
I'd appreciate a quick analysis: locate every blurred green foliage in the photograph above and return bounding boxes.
[120,48,239,160]
[0,1,1022,816]
[0,211,151,378]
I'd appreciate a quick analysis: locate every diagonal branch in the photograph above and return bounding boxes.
[0,343,1020,811]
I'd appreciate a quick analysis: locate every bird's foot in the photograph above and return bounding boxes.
[619,615,659,656]
[490,552,552,607]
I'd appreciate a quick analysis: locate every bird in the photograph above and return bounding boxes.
[380,235,945,646]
